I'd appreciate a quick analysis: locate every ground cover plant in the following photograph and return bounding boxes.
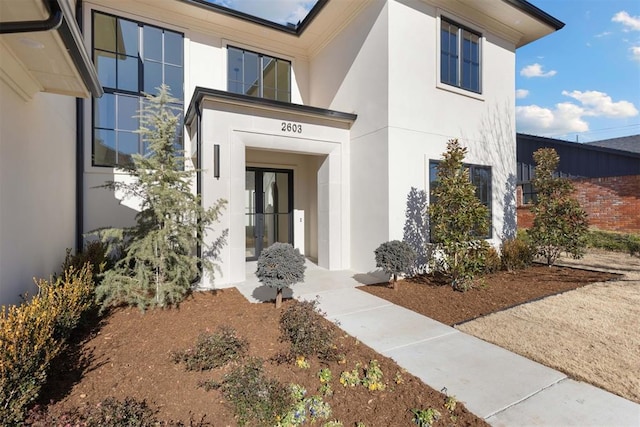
[585,229,640,256]
[31,289,488,426]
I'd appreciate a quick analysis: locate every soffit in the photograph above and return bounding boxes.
[427,0,560,48]
[0,0,93,99]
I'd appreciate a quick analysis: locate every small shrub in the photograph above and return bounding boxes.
[585,229,640,257]
[60,240,112,284]
[411,408,441,427]
[213,358,292,426]
[0,265,94,424]
[374,240,416,290]
[483,246,502,273]
[172,326,248,371]
[501,233,534,271]
[256,242,306,308]
[280,299,336,360]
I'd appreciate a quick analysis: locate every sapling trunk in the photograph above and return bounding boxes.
[276,289,283,309]
[392,273,398,291]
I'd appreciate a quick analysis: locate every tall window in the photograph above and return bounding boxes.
[429,161,492,238]
[92,11,183,167]
[227,46,291,102]
[440,17,481,93]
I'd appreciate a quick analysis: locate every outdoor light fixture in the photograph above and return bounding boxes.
[213,144,220,179]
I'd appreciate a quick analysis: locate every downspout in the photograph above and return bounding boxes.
[195,101,204,279]
[0,0,63,34]
[75,0,85,252]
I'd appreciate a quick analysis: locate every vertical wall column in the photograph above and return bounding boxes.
[317,147,342,270]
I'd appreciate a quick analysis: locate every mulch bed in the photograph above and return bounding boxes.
[36,289,488,426]
[358,265,619,326]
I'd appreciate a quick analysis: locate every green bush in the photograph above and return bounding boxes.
[256,242,306,308]
[0,265,94,424]
[483,246,502,274]
[279,300,336,360]
[585,229,640,256]
[501,233,534,271]
[204,358,292,426]
[60,240,112,284]
[374,240,416,289]
[172,326,248,371]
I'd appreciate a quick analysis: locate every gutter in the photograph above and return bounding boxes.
[503,0,565,30]
[0,0,103,98]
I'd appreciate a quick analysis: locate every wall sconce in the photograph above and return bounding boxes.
[213,144,220,179]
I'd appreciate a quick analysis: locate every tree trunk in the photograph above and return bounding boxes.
[275,289,283,309]
[392,274,398,291]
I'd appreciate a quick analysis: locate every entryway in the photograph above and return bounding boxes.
[245,167,293,260]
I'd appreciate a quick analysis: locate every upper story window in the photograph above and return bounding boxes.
[429,160,492,238]
[92,11,183,167]
[440,17,481,93]
[227,46,291,102]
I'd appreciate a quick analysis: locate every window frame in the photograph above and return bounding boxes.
[91,10,184,168]
[437,14,483,97]
[429,160,493,239]
[226,45,292,102]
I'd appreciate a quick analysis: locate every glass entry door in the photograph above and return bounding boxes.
[245,168,293,260]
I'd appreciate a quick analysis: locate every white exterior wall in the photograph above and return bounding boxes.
[310,0,390,273]
[0,80,77,306]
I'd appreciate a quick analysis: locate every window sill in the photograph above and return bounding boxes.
[436,82,485,101]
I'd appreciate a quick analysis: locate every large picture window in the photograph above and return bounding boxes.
[429,160,492,238]
[227,46,291,102]
[92,11,183,167]
[440,17,481,93]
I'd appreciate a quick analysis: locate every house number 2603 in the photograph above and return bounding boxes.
[281,122,302,133]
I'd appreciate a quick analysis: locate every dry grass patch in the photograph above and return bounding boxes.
[457,279,640,403]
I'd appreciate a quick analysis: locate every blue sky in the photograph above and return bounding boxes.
[210,0,639,143]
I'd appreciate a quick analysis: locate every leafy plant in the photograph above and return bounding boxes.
[0,265,94,424]
[483,246,502,273]
[60,240,112,284]
[256,242,306,308]
[208,358,292,427]
[361,360,386,391]
[279,299,336,360]
[318,368,333,396]
[528,148,589,266]
[429,139,490,291]
[411,408,441,427]
[585,229,640,256]
[339,364,361,388]
[94,85,227,311]
[501,232,534,271]
[171,326,247,371]
[374,240,416,290]
[277,384,332,426]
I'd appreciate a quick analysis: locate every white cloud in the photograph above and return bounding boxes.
[520,63,557,78]
[516,91,639,136]
[515,89,529,99]
[516,104,589,136]
[561,90,639,118]
[612,11,640,31]
[594,31,612,38]
[631,46,640,61]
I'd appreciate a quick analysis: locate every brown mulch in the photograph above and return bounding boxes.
[358,265,619,326]
[36,289,487,426]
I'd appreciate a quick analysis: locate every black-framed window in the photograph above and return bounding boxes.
[429,160,492,238]
[441,17,481,93]
[92,11,184,167]
[521,182,537,205]
[227,46,291,102]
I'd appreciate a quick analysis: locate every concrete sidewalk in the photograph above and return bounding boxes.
[236,261,640,426]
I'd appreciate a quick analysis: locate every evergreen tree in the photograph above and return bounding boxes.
[528,148,588,266]
[402,187,430,275]
[95,85,227,311]
[428,139,489,291]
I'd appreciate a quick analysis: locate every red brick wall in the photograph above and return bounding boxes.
[517,175,640,233]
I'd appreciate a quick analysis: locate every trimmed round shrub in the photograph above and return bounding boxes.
[256,243,306,308]
[374,240,416,288]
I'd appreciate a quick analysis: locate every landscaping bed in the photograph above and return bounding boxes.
[358,265,618,326]
[34,288,488,426]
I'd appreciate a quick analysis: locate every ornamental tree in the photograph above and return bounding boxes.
[374,240,416,290]
[528,148,588,266]
[256,242,306,308]
[95,85,227,311]
[428,139,489,291]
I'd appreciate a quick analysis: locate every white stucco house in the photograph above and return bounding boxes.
[0,0,563,305]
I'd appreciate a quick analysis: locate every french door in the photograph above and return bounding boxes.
[245,168,293,260]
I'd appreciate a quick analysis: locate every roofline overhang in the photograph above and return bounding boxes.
[517,133,640,159]
[185,87,357,128]
[177,0,329,36]
[503,0,565,30]
[0,0,103,98]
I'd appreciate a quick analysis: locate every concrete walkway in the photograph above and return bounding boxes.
[236,260,640,426]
